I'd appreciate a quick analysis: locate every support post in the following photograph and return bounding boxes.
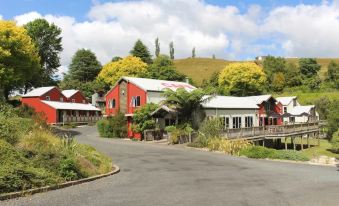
[301,135,303,150]
[262,139,265,147]
[307,136,310,148]
[292,137,296,150]
[285,137,287,150]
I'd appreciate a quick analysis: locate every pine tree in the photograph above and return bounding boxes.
[130,39,152,64]
[155,37,160,57]
[169,41,174,60]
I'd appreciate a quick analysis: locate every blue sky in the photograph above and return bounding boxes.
[1,0,322,21]
[1,0,338,75]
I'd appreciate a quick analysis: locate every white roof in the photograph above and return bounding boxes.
[62,90,79,98]
[202,95,259,109]
[246,95,272,105]
[23,86,56,97]
[121,76,196,92]
[276,96,297,105]
[41,100,100,111]
[290,105,314,116]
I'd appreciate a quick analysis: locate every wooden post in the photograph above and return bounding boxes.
[292,137,296,150]
[262,139,265,147]
[300,135,303,150]
[307,136,310,148]
[285,137,287,150]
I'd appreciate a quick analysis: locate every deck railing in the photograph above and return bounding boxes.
[63,115,101,123]
[222,122,319,139]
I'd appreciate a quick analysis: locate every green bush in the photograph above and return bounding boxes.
[331,130,339,153]
[0,139,60,194]
[240,146,309,161]
[240,146,275,159]
[199,118,223,139]
[207,138,250,155]
[0,116,33,144]
[59,157,80,181]
[97,113,127,138]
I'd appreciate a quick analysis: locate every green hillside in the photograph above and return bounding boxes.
[174,57,339,86]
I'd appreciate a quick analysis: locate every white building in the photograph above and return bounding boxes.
[276,96,319,123]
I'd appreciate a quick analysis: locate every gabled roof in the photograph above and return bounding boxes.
[62,90,79,98]
[202,95,259,109]
[289,105,315,116]
[246,95,273,105]
[119,76,196,92]
[23,86,56,97]
[276,96,297,106]
[41,101,100,111]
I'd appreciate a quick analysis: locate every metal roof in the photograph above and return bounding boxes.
[41,100,100,111]
[289,105,314,116]
[122,76,196,92]
[62,90,79,98]
[276,96,297,105]
[22,86,56,97]
[246,95,273,105]
[202,95,259,109]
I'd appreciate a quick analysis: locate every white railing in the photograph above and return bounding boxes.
[63,115,101,123]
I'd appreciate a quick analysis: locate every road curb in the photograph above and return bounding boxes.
[0,164,120,201]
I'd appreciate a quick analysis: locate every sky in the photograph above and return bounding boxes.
[1,0,339,76]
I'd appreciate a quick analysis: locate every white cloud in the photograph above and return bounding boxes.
[12,0,339,76]
[0,15,3,20]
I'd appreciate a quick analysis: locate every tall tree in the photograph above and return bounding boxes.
[327,60,339,88]
[24,18,63,86]
[98,56,148,86]
[130,39,152,64]
[272,72,285,92]
[284,62,302,87]
[299,58,321,78]
[66,49,101,82]
[262,56,286,83]
[0,20,41,100]
[192,47,196,58]
[218,62,267,96]
[147,55,185,81]
[169,41,174,60]
[155,37,160,57]
[111,56,122,62]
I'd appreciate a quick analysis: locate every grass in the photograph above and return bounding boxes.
[174,57,339,86]
[301,139,339,159]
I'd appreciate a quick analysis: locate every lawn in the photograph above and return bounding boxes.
[281,138,339,159]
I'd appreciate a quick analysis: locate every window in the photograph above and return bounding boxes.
[46,96,50,101]
[60,97,63,102]
[110,99,116,108]
[289,117,295,123]
[219,116,230,129]
[283,107,287,114]
[72,99,75,103]
[232,117,242,128]
[82,100,86,104]
[165,118,175,126]
[131,96,141,107]
[245,116,253,128]
[293,99,297,107]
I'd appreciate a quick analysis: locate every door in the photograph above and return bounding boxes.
[58,110,63,123]
[119,80,128,113]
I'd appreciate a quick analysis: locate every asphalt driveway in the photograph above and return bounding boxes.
[3,126,339,206]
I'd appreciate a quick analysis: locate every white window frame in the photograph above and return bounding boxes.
[245,116,253,128]
[283,106,287,114]
[232,116,242,129]
[72,99,75,103]
[46,96,50,101]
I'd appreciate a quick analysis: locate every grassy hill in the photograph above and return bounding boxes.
[174,57,339,86]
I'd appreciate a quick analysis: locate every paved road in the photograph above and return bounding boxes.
[3,126,339,206]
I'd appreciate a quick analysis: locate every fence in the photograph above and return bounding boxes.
[63,115,101,124]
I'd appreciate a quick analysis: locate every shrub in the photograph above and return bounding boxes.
[59,157,80,181]
[239,146,276,159]
[199,118,223,139]
[97,113,127,138]
[0,139,60,193]
[207,138,250,155]
[0,115,33,144]
[240,146,309,161]
[331,130,339,153]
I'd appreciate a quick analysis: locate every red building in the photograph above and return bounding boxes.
[105,77,196,137]
[21,86,100,124]
[248,95,282,126]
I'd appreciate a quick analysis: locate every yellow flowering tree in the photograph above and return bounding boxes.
[97,56,148,86]
[218,62,267,96]
[0,20,41,99]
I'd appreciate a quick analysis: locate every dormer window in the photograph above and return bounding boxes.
[46,96,50,101]
[83,100,86,104]
[72,99,75,103]
[60,98,63,102]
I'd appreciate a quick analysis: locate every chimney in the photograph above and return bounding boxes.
[185,77,189,84]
